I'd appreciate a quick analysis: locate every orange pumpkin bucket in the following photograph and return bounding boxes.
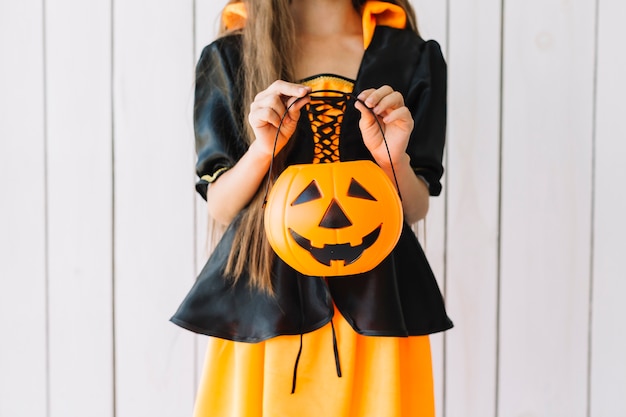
[263,91,403,277]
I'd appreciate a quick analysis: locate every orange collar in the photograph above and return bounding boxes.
[221,1,406,49]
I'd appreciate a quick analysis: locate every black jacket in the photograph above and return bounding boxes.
[171,26,453,342]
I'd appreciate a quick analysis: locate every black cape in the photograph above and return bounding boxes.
[171,26,453,342]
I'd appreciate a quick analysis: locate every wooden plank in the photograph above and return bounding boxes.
[194,0,224,276]
[499,0,595,415]
[43,1,114,416]
[412,0,447,44]
[193,0,226,391]
[409,1,449,415]
[112,1,197,415]
[445,0,501,415]
[426,207,447,417]
[195,0,226,59]
[0,2,48,416]
[590,0,626,415]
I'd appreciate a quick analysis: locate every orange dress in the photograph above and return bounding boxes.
[192,75,435,417]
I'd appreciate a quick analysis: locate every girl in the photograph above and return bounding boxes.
[172,0,453,415]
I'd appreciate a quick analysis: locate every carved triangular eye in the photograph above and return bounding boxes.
[292,180,323,205]
[347,178,377,201]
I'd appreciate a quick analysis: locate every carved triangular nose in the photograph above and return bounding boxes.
[319,199,352,229]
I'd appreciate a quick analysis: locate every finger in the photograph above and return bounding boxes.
[354,99,378,123]
[285,94,310,120]
[360,85,394,108]
[248,106,283,129]
[373,91,404,115]
[266,80,311,99]
[251,93,286,113]
[382,107,414,127]
[252,82,310,113]
[356,88,376,104]
[250,95,309,134]
[355,100,385,138]
[252,83,311,124]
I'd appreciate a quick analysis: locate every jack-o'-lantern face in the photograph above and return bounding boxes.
[264,160,403,276]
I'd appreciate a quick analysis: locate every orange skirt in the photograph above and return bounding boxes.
[193,306,435,417]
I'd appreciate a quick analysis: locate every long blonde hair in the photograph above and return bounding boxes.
[217,0,419,293]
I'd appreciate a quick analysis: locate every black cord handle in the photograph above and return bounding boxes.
[262,89,402,206]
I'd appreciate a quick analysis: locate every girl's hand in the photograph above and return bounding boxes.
[248,80,311,157]
[355,86,414,168]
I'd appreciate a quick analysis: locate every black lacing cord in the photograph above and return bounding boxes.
[330,319,342,378]
[291,276,344,394]
[262,89,403,207]
[291,302,343,394]
[291,276,305,394]
[291,333,304,394]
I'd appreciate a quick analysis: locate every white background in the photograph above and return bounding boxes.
[1,0,625,416]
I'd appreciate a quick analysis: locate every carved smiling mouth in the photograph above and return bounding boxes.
[288,225,382,266]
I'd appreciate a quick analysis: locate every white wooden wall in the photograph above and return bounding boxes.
[1,1,625,416]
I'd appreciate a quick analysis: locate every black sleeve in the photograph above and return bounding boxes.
[193,35,247,200]
[404,39,447,196]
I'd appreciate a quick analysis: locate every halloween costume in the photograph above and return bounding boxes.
[171,2,452,416]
